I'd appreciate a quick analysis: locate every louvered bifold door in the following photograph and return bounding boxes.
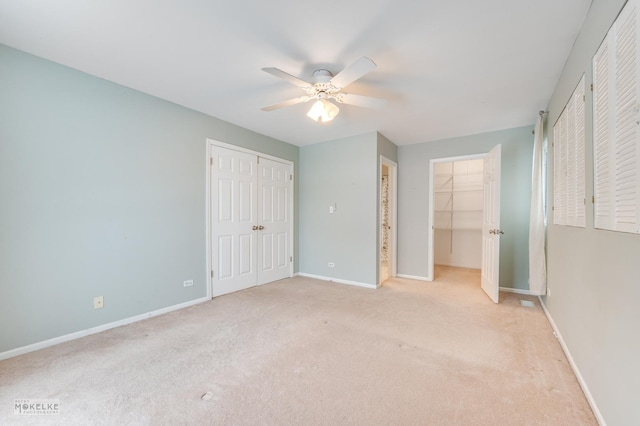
[593,32,613,230]
[574,75,586,227]
[566,91,577,226]
[593,0,640,234]
[614,1,640,233]
[553,112,567,225]
[553,119,561,224]
[554,74,586,228]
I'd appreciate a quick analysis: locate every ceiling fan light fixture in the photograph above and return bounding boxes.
[307,99,339,123]
[262,56,381,119]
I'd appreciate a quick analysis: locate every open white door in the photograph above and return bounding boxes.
[211,146,258,296]
[481,144,501,303]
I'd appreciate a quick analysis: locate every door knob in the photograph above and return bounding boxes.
[258,225,265,230]
[252,225,258,231]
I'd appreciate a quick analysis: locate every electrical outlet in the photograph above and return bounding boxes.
[328,262,335,267]
[183,280,194,287]
[93,296,104,309]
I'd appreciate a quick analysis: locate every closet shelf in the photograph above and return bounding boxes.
[434,209,483,213]
[433,161,484,234]
[434,227,483,231]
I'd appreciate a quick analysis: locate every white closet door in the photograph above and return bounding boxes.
[481,144,501,304]
[211,146,258,296]
[257,158,292,285]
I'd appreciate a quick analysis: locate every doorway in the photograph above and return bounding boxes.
[433,157,484,273]
[379,156,397,285]
[428,146,502,303]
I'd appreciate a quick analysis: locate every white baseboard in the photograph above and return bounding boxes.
[499,286,533,295]
[396,274,432,282]
[0,296,210,362]
[538,297,606,426]
[297,272,377,289]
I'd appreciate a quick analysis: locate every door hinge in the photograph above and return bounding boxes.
[592,195,595,204]
[257,157,260,164]
[290,256,293,262]
[583,94,585,102]
[210,157,213,165]
[211,270,214,278]
[290,174,293,181]
[590,83,593,92]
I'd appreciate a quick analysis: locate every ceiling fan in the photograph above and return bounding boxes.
[261,56,386,123]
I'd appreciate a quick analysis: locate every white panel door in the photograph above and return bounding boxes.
[481,144,501,303]
[211,146,258,296]
[257,158,292,285]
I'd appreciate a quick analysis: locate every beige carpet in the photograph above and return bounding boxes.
[1,268,596,425]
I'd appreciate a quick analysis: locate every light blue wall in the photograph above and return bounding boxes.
[544,0,640,423]
[299,132,380,285]
[0,45,298,353]
[377,132,398,164]
[397,126,534,289]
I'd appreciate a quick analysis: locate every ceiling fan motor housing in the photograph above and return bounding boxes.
[308,69,339,97]
[312,69,333,83]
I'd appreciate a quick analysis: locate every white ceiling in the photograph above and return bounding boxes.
[0,0,592,146]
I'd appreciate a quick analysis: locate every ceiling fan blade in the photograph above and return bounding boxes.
[334,93,386,109]
[261,96,311,111]
[330,56,377,89]
[262,67,312,88]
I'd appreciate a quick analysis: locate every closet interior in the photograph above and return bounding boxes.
[433,158,484,270]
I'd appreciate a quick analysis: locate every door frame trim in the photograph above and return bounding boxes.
[427,152,486,281]
[206,139,295,299]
